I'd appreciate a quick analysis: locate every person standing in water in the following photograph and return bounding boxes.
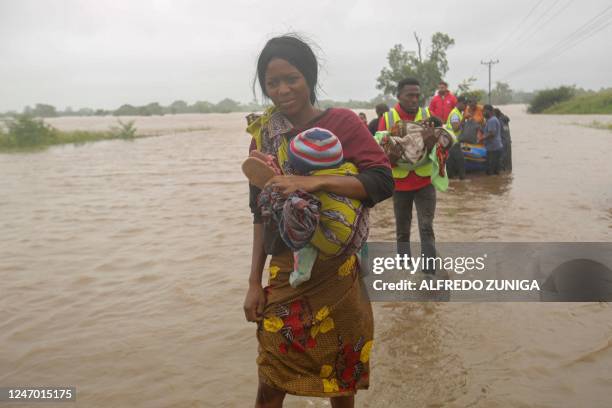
[482,104,503,175]
[358,112,368,127]
[494,107,512,171]
[445,96,467,179]
[377,78,441,275]
[428,80,457,122]
[244,35,393,407]
[368,103,389,135]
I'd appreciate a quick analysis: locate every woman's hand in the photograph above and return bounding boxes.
[244,282,266,322]
[267,173,368,201]
[265,175,323,196]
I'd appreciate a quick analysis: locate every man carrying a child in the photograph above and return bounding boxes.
[377,77,450,275]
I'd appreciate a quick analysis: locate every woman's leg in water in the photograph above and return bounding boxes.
[255,382,286,408]
[330,395,354,408]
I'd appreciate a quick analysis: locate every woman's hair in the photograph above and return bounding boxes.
[255,34,319,104]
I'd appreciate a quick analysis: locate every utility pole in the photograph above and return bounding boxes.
[481,59,499,104]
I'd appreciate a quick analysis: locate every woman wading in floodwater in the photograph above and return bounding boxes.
[243,35,393,407]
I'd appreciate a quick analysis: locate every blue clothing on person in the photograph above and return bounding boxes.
[483,116,503,151]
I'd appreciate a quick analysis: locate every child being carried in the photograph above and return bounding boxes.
[242,127,368,288]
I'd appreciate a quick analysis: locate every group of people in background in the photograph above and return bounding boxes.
[358,80,512,179]
[355,77,513,282]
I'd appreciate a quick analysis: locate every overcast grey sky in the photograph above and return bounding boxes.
[0,0,610,111]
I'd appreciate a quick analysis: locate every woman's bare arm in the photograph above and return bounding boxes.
[249,223,267,285]
[244,223,267,322]
[265,174,367,200]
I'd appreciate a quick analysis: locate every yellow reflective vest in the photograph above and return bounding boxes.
[381,107,432,179]
[445,107,463,141]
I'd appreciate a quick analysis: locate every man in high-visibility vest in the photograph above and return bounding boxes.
[377,77,440,274]
[445,96,467,179]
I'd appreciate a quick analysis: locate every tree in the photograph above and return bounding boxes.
[242,99,266,112]
[214,98,240,113]
[377,32,455,101]
[77,107,95,116]
[6,115,57,146]
[140,102,163,116]
[369,94,396,107]
[456,77,485,103]
[191,101,213,113]
[114,104,139,116]
[511,90,535,104]
[528,86,575,113]
[491,82,513,105]
[169,100,189,114]
[31,103,57,117]
[429,33,455,76]
[456,77,476,96]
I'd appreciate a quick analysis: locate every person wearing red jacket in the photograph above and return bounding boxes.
[428,80,457,122]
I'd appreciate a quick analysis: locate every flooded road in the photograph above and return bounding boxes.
[1,106,611,407]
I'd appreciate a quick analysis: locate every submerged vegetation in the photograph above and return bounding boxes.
[574,120,612,132]
[0,115,59,148]
[0,116,208,152]
[109,120,137,139]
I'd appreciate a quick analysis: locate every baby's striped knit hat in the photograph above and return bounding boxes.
[288,127,344,174]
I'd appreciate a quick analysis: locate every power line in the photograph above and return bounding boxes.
[504,19,612,80]
[468,0,548,89]
[476,0,549,88]
[505,13,612,79]
[513,0,574,44]
[512,0,565,44]
[486,0,548,59]
[501,5,612,80]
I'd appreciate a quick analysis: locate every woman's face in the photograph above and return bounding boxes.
[264,58,312,118]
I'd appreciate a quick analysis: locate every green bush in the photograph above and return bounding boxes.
[0,116,144,152]
[0,123,8,148]
[543,89,612,114]
[458,89,485,103]
[4,115,58,147]
[110,119,137,139]
[528,86,575,113]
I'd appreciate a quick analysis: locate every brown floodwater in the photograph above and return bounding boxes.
[1,106,611,407]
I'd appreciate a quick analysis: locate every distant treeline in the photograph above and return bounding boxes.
[0,98,265,118]
[5,86,606,119]
[455,82,534,105]
[0,95,399,118]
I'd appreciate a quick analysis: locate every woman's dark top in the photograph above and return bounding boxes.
[248,108,393,254]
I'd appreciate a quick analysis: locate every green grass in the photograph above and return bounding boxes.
[0,116,210,153]
[0,129,121,152]
[574,120,612,132]
[543,89,612,114]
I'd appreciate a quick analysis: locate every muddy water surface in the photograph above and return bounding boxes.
[1,106,611,407]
